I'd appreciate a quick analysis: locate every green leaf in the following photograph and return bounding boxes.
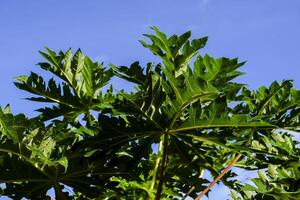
[15,48,113,121]
[3,26,300,200]
[56,157,68,172]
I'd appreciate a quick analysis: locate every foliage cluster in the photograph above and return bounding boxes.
[0,27,300,200]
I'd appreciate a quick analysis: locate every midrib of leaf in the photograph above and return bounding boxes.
[258,85,284,115]
[172,139,202,172]
[276,103,299,117]
[119,92,163,130]
[172,134,217,172]
[96,131,162,143]
[62,170,129,180]
[40,50,60,70]
[177,133,299,160]
[280,126,300,131]
[55,66,74,93]
[150,27,172,57]
[0,118,18,141]
[59,177,96,185]
[0,148,49,178]
[111,64,146,86]
[176,134,268,166]
[62,170,129,181]
[74,53,86,89]
[161,70,183,104]
[67,131,160,160]
[0,178,50,183]
[179,52,197,69]
[21,81,82,110]
[141,80,158,119]
[168,92,216,130]
[179,133,227,148]
[170,122,274,132]
[157,36,172,57]
[41,50,75,91]
[100,132,160,154]
[30,182,53,193]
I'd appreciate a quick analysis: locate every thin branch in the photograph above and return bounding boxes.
[194,153,242,200]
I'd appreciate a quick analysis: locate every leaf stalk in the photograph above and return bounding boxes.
[195,153,242,200]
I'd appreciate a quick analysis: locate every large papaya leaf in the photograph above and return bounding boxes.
[0,106,127,199]
[15,48,113,121]
[110,27,300,199]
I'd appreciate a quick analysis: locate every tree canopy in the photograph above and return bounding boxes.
[1,27,300,200]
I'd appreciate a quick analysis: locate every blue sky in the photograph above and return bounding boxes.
[0,0,300,199]
[1,0,300,115]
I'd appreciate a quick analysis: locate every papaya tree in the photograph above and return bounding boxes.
[0,27,299,199]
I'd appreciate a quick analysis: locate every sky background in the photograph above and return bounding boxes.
[0,0,300,199]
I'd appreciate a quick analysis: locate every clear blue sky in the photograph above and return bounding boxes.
[0,0,300,199]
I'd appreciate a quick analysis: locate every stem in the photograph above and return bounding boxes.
[154,133,169,200]
[54,182,68,200]
[85,111,93,128]
[53,167,68,200]
[150,139,163,190]
[194,153,242,200]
